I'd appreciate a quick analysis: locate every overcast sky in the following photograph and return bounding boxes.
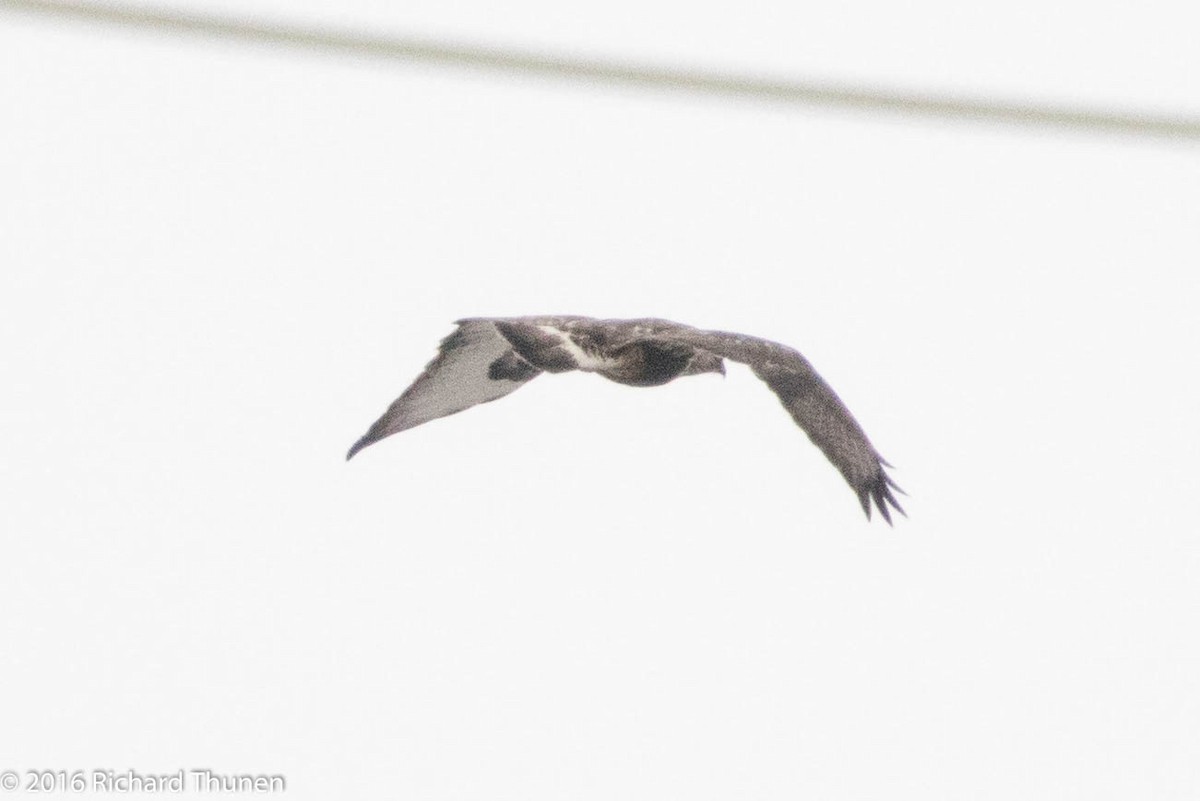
[2,1,1198,799]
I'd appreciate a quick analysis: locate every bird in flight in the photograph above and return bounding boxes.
[347,316,904,523]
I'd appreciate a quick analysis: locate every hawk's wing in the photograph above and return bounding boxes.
[668,327,905,524]
[346,320,541,459]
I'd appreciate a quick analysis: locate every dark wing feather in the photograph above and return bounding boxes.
[667,327,905,523]
[346,320,541,459]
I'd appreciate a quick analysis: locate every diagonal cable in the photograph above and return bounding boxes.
[3,0,1199,141]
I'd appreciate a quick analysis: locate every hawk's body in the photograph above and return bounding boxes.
[348,316,904,523]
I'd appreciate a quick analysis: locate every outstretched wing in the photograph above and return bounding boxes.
[346,320,541,459]
[668,327,905,524]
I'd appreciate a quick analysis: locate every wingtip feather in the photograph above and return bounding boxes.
[858,490,872,521]
[346,434,374,461]
[859,464,906,525]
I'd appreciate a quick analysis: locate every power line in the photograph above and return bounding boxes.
[4,0,1199,141]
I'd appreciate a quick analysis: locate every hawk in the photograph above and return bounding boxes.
[348,316,904,523]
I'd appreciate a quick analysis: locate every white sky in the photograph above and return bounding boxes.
[2,2,1199,799]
